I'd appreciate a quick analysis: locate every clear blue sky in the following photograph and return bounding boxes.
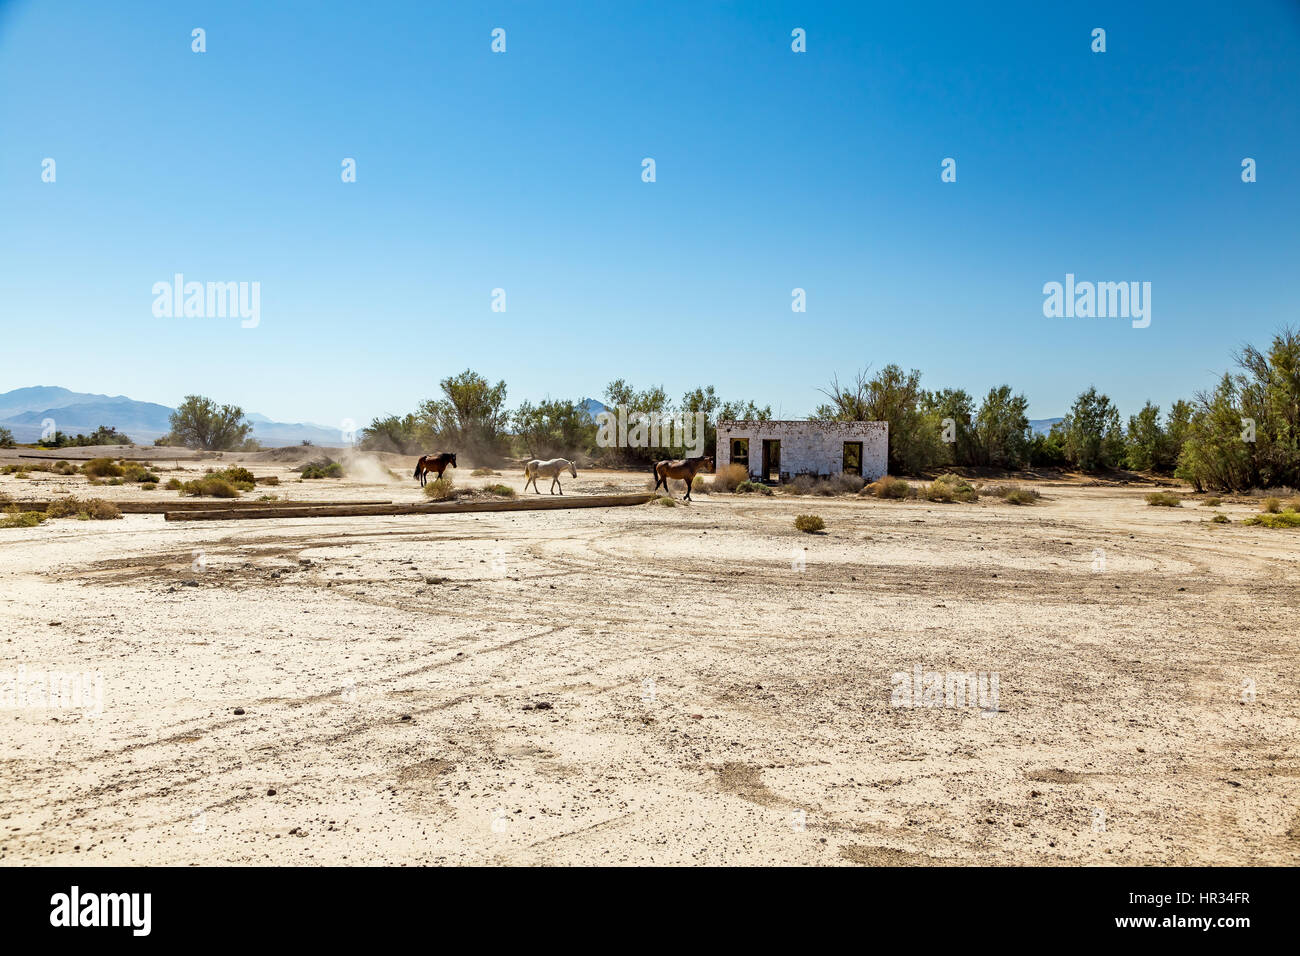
[2,0,1297,426]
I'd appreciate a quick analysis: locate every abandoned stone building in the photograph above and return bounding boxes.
[715,420,889,482]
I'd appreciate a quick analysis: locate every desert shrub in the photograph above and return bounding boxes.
[691,475,707,494]
[981,483,1041,505]
[82,498,122,520]
[164,478,183,490]
[471,468,496,477]
[1287,497,1300,512]
[180,477,240,498]
[825,473,866,494]
[1210,513,1230,523]
[711,463,749,493]
[142,482,157,490]
[654,495,677,507]
[213,466,256,485]
[122,464,160,483]
[82,458,123,479]
[52,460,78,475]
[45,497,83,518]
[735,480,773,495]
[1260,497,1282,513]
[483,483,516,498]
[13,470,30,479]
[924,474,978,503]
[781,475,816,496]
[1145,491,1182,507]
[1244,511,1300,528]
[1002,489,1038,505]
[1,507,46,528]
[301,461,344,479]
[863,475,911,499]
[423,476,456,500]
[1202,496,1222,507]
[794,514,825,533]
[255,475,280,486]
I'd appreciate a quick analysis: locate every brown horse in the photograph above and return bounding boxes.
[653,455,714,502]
[413,452,456,487]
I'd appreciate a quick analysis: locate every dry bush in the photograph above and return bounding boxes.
[471,468,497,477]
[1210,513,1230,523]
[1145,491,1181,507]
[82,498,122,520]
[482,483,516,498]
[164,478,183,490]
[781,475,816,496]
[81,458,123,479]
[981,483,1041,505]
[924,474,978,503]
[1260,497,1282,513]
[863,475,912,499]
[691,475,708,494]
[1,506,46,528]
[423,476,457,500]
[711,463,749,493]
[180,477,240,498]
[794,514,825,533]
[256,475,280,486]
[44,497,82,518]
[734,480,773,495]
[655,495,677,507]
[1244,511,1300,528]
[1202,496,1222,507]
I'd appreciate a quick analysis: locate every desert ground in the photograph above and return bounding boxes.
[1,447,1297,865]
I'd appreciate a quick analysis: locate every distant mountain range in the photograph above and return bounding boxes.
[0,387,346,447]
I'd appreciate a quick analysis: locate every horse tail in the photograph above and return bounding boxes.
[413,458,423,479]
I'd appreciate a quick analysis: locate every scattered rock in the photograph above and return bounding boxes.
[233,707,245,715]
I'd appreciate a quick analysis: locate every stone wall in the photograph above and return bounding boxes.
[715,420,888,481]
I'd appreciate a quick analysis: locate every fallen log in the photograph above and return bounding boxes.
[164,493,658,521]
[8,499,392,514]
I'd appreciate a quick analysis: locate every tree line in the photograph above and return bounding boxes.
[26,328,1294,493]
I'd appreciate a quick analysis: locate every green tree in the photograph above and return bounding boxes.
[971,386,1031,468]
[1061,387,1124,471]
[1176,328,1300,490]
[167,396,253,450]
[923,388,976,466]
[416,370,511,461]
[681,386,773,456]
[0,427,14,447]
[1124,401,1165,472]
[512,398,594,459]
[815,366,944,474]
[359,413,427,454]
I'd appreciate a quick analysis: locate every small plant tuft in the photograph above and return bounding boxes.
[794,514,825,533]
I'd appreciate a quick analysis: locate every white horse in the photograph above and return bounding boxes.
[524,458,578,495]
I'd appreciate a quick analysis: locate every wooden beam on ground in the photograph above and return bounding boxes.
[8,499,392,514]
[164,493,658,521]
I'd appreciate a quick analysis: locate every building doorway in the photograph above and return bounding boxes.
[761,439,781,481]
[842,441,863,476]
[730,438,749,473]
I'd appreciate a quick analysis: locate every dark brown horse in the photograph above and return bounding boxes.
[653,455,714,502]
[414,452,456,487]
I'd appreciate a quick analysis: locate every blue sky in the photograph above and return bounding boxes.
[2,0,1298,426]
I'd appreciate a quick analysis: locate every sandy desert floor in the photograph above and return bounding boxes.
[1,452,1297,865]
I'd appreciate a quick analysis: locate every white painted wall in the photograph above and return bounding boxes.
[715,420,888,481]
